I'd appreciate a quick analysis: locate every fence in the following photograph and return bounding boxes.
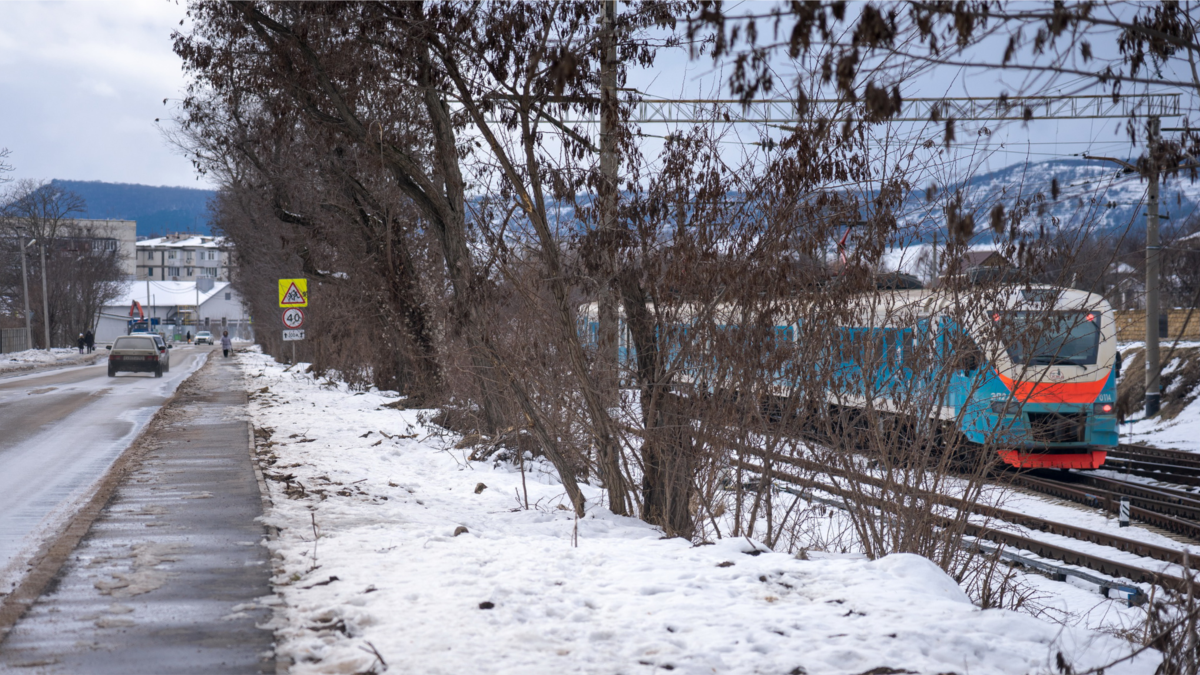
[0,328,30,354]
[1114,310,1200,342]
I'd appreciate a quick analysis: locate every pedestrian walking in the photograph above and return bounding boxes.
[220,331,232,358]
[76,333,86,354]
[84,330,94,353]
[186,331,192,344]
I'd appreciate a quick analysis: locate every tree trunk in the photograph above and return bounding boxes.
[641,391,696,537]
[617,269,695,538]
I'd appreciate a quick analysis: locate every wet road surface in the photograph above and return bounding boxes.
[0,353,275,673]
[0,347,211,586]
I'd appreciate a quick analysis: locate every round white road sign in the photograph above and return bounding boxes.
[282,308,305,329]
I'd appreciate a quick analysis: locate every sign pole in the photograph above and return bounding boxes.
[278,280,309,358]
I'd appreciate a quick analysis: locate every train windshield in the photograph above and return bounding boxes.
[991,310,1100,366]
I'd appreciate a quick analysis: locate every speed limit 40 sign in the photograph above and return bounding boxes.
[282,308,305,329]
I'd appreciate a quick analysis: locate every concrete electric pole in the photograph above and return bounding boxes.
[1092,116,1166,417]
[1144,117,1162,417]
[596,0,619,405]
[38,241,50,350]
[19,233,33,351]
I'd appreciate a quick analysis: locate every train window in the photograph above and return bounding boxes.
[994,311,1101,366]
[901,331,918,367]
[1020,289,1062,305]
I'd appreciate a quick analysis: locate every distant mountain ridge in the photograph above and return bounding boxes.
[47,159,1200,243]
[51,180,216,238]
[897,158,1200,244]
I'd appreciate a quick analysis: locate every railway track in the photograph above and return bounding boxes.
[735,455,1196,595]
[1104,443,1200,487]
[1100,457,1200,487]
[726,445,1197,595]
[1116,443,1200,468]
[1010,472,1200,540]
[712,427,1200,597]
[1005,443,1200,538]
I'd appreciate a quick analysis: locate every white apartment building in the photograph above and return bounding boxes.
[136,235,232,282]
[7,219,138,279]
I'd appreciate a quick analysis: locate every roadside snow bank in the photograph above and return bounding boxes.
[239,349,1156,675]
[0,347,100,373]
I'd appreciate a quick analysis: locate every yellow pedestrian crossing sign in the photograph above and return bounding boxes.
[278,278,308,307]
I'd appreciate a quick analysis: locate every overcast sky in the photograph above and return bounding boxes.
[0,2,1180,194]
[0,0,204,189]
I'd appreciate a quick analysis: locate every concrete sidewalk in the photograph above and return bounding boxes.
[0,355,276,674]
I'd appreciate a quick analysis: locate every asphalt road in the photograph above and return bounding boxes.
[0,353,275,674]
[0,346,211,588]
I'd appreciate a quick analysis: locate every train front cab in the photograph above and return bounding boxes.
[949,289,1117,470]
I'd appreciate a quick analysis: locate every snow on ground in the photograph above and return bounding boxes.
[733,435,1193,638]
[1117,341,1200,453]
[1121,409,1200,453]
[239,349,1159,675]
[0,347,100,373]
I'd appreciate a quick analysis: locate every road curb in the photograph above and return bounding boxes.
[236,353,293,675]
[0,352,212,640]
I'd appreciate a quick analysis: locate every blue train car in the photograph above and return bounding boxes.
[581,284,1117,469]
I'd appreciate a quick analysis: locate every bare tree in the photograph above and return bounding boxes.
[0,148,12,185]
[171,4,1125,595]
[689,2,1200,183]
[1,180,120,346]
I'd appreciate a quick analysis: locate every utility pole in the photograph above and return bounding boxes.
[596,0,619,405]
[1083,115,1177,418]
[38,241,50,350]
[19,233,32,351]
[1145,116,1162,417]
[931,232,939,285]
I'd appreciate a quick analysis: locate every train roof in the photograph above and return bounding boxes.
[578,284,1110,328]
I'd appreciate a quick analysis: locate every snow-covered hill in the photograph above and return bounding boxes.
[897,158,1200,242]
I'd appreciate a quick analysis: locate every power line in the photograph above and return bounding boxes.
[540,93,1181,125]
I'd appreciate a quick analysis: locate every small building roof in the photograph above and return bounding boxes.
[108,280,232,308]
[136,235,227,249]
[961,250,1009,268]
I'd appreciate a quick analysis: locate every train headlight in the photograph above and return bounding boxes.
[990,400,1022,416]
[1093,402,1116,416]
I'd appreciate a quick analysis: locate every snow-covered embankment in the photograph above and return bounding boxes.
[239,348,1156,675]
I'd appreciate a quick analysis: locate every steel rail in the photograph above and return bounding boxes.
[1100,458,1200,487]
[734,457,1195,595]
[766,474,1151,604]
[1013,472,1200,540]
[1070,473,1200,508]
[1111,449,1200,471]
[714,432,1200,541]
[742,449,1200,567]
[1118,443,1200,466]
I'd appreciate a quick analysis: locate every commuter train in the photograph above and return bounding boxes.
[581,283,1118,470]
